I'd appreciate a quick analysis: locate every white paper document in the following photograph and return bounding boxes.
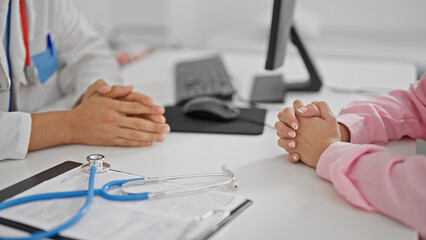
[0,167,249,240]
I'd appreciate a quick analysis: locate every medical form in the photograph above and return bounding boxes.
[0,165,250,240]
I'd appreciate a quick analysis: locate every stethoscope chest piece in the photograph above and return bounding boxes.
[24,63,39,86]
[81,154,110,173]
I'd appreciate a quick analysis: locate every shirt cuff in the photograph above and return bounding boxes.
[316,142,349,181]
[17,113,32,159]
[0,112,32,160]
[338,114,368,144]
[316,141,383,211]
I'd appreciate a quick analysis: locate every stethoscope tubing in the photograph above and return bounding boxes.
[0,179,150,212]
[0,164,237,239]
[100,178,149,201]
[0,189,95,210]
[0,166,97,240]
[121,172,236,199]
[153,172,234,182]
[149,179,236,199]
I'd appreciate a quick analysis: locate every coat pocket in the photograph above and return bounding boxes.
[31,34,58,84]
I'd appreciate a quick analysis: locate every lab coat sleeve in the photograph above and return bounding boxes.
[337,74,426,144]
[316,142,426,239]
[51,1,123,109]
[0,112,31,160]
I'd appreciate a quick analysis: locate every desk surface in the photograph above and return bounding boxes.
[0,49,418,239]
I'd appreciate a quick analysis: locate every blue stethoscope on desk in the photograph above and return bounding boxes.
[0,154,239,240]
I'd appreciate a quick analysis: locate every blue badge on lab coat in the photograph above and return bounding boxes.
[31,34,59,84]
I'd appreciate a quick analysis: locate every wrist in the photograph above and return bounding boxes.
[29,111,73,152]
[315,138,339,168]
[338,123,350,142]
[64,110,77,144]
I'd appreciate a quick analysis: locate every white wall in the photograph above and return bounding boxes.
[301,0,426,37]
[166,0,426,44]
[297,0,426,75]
[73,0,426,43]
[73,0,167,36]
[165,0,426,74]
[73,0,426,74]
[166,0,273,47]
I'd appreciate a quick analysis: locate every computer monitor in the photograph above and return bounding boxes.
[261,0,322,98]
[265,0,295,70]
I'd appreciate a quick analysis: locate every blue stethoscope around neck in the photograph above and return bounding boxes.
[0,154,239,240]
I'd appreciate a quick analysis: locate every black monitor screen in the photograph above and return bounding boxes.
[265,0,296,70]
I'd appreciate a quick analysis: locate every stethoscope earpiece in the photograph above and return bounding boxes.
[221,164,230,172]
[231,181,240,190]
[221,164,239,191]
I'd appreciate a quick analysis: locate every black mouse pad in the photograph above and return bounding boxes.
[164,106,267,135]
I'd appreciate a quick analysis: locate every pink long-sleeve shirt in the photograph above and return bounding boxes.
[317,75,426,239]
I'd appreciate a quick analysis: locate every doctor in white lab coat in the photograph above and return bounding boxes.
[0,0,170,160]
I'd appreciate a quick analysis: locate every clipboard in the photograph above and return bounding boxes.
[0,161,252,240]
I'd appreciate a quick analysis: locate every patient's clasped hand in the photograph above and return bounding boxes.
[275,76,426,239]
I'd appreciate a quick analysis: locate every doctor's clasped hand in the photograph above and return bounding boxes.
[0,1,171,159]
[71,80,170,145]
[29,79,170,152]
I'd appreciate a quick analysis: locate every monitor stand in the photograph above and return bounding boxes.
[250,26,322,103]
[286,26,322,91]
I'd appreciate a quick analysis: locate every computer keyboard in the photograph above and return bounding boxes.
[175,56,235,104]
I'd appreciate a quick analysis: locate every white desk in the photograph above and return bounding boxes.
[0,49,418,239]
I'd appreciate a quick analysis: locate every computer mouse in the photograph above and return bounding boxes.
[182,96,240,121]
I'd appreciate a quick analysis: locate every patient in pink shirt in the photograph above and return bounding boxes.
[275,75,426,239]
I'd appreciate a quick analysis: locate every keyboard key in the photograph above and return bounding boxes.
[175,56,235,104]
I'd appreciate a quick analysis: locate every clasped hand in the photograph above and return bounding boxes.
[275,99,350,168]
[67,79,170,147]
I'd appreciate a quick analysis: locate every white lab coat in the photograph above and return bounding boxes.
[0,0,122,160]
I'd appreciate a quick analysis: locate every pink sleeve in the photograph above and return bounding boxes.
[317,142,426,239]
[337,75,426,144]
